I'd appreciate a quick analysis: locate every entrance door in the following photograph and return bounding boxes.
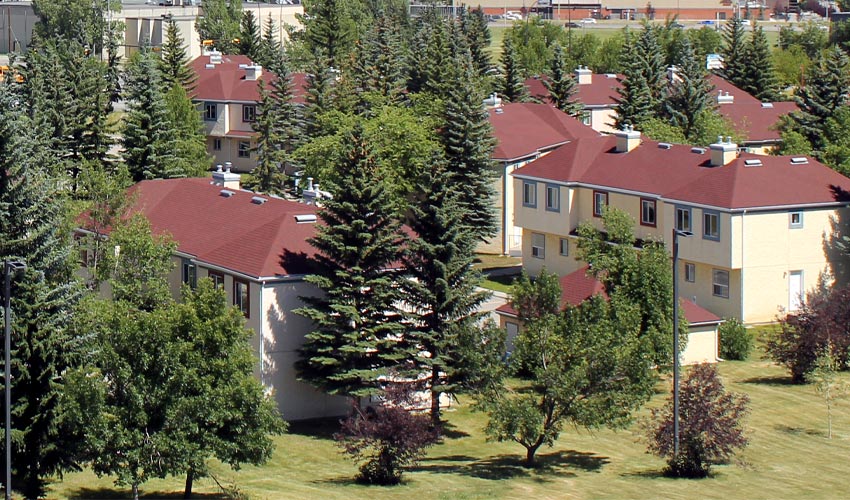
[789,271,803,312]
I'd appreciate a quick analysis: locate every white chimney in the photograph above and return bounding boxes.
[245,65,263,81]
[212,162,241,189]
[614,125,641,153]
[483,93,502,108]
[709,136,738,166]
[717,90,734,105]
[667,65,681,83]
[575,65,592,85]
[209,50,222,65]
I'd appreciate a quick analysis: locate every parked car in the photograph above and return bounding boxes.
[566,22,581,28]
[740,19,751,26]
[580,17,597,24]
[698,20,715,25]
[670,22,685,29]
[505,11,522,21]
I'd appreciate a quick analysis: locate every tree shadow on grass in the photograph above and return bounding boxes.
[440,421,471,439]
[775,424,826,437]
[287,417,341,441]
[66,488,227,499]
[412,450,608,481]
[741,375,796,386]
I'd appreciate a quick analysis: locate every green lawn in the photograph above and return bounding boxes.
[49,349,850,499]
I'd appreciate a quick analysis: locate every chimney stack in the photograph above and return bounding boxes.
[212,162,241,190]
[575,65,592,85]
[209,50,222,65]
[709,136,737,166]
[245,65,263,81]
[614,125,641,153]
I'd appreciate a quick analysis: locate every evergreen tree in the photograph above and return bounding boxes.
[121,45,180,181]
[615,32,655,129]
[636,26,667,111]
[0,83,83,499]
[298,0,358,70]
[255,15,282,70]
[195,0,242,54]
[459,7,492,79]
[238,9,262,62]
[32,0,121,55]
[741,26,778,101]
[158,18,196,93]
[295,126,406,400]
[500,37,529,102]
[665,37,714,140]
[544,44,583,116]
[302,50,335,137]
[720,16,749,89]
[351,14,407,102]
[789,46,850,152]
[163,82,210,178]
[402,163,490,425]
[441,51,498,242]
[407,11,451,95]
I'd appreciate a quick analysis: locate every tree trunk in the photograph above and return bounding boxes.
[430,366,441,426]
[525,443,541,467]
[132,483,139,500]
[184,468,194,499]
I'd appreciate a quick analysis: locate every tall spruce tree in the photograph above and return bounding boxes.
[163,82,210,178]
[255,15,282,70]
[459,7,492,79]
[636,26,667,112]
[665,37,714,140]
[158,18,196,93]
[408,11,451,95]
[402,163,490,425]
[441,50,498,242]
[615,32,655,129]
[720,16,749,89]
[790,46,850,152]
[295,126,406,400]
[741,26,778,101]
[500,37,529,102]
[302,50,335,137]
[238,10,262,62]
[0,83,83,499]
[351,14,408,102]
[544,44,583,116]
[298,0,358,70]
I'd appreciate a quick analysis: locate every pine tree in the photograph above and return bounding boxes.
[121,45,180,181]
[0,83,83,499]
[302,50,335,137]
[441,51,498,242]
[352,14,407,102]
[158,18,196,93]
[615,32,656,129]
[544,44,583,116]
[665,37,713,140]
[255,15,282,70]
[741,26,778,101]
[459,6,492,79]
[299,0,357,70]
[402,163,490,425]
[163,82,210,178]
[790,46,850,152]
[408,11,451,95]
[500,37,529,102]
[720,16,749,89]
[295,126,406,400]
[636,26,667,111]
[238,9,262,62]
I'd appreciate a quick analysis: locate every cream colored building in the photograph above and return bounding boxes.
[512,129,850,323]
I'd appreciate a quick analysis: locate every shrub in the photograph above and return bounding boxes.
[719,317,753,360]
[645,363,750,478]
[335,383,441,485]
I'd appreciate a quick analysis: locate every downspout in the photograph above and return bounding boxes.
[259,280,265,387]
[503,161,510,255]
[740,210,746,323]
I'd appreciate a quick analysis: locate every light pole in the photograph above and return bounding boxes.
[3,259,25,500]
[671,229,691,461]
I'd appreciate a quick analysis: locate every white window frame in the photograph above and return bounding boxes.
[684,262,695,283]
[531,233,545,259]
[181,259,197,288]
[593,190,608,217]
[712,269,729,298]
[203,102,217,121]
[676,206,692,233]
[523,181,537,208]
[545,184,560,212]
[242,104,256,122]
[790,211,803,229]
[703,210,720,241]
[559,238,569,256]
[640,198,656,226]
[238,141,251,158]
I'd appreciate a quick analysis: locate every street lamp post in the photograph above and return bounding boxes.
[3,260,25,500]
[671,229,691,461]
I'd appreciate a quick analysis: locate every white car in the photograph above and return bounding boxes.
[741,19,751,26]
[504,11,522,21]
[580,18,597,24]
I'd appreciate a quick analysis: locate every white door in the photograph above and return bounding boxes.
[789,271,803,312]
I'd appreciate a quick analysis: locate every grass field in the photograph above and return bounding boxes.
[49,341,850,500]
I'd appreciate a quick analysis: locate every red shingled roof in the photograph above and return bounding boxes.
[496,267,720,325]
[525,74,622,107]
[126,178,319,278]
[489,102,600,161]
[190,54,307,103]
[513,136,850,210]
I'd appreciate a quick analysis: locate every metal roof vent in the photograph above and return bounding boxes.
[220,189,235,197]
[605,73,617,78]
[658,142,672,150]
[251,196,268,205]
[744,159,763,167]
[294,214,318,223]
[205,64,215,70]
[691,147,706,154]
[494,108,504,114]
[761,102,774,108]
[790,157,809,165]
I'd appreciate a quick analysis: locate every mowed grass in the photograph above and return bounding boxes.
[50,346,850,500]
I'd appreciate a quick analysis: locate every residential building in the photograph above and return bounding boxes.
[495,266,722,365]
[80,173,349,421]
[190,53,306,172]
[511,129,850,323]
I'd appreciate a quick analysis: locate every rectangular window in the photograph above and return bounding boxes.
[703,210,720,240]
[676,206,692,233]
[712,269,729,298]
[580,112,591,126]
[531,233,545,259]
[208,270,224,289]
[640,198,656,226]
[182,259,197,289]
[212,138,222,151]
[234,279,250,317]
[203,102,217,121]
[545,184,560,212]
[684,262,695,283]
[522,181,537,208]
[790,211,803,228]
[242,104,256,122]
[238,141,250,158]
[559,238,569,256]
[593,190,608,217]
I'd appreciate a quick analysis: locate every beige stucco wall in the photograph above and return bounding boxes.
[681,323,720,365]
[227,102,257,134]
[590,108,618,134]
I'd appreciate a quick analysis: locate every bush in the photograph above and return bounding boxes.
[719,317,753,360]
[645,364,750,478]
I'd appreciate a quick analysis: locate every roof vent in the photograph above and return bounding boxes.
[744,159,763,167]
[220,189,235,197]
[691,147,706,154]
[205,64,215,70]
[251,196,268,205]
[790,157,809,165]
[761,102,774,108]
[294,214,318,224]
[658,142,672,150]
[238,63,249,69]
[495,108,504,114]
[604,73,617,78]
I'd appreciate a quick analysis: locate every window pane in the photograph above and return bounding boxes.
[559,238,569,256]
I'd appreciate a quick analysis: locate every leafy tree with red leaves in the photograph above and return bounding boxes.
[645,363,750,478]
